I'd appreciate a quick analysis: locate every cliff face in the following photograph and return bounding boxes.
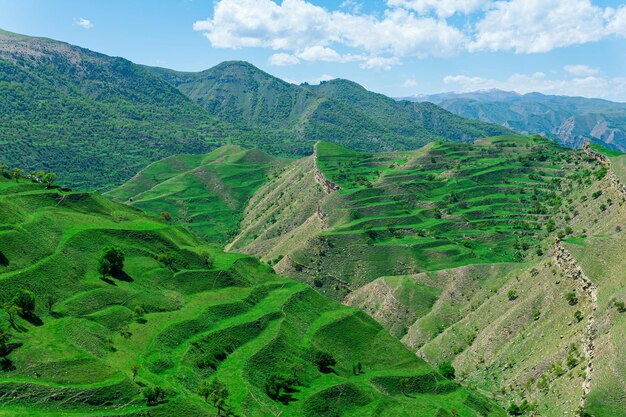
[313,143,341,194]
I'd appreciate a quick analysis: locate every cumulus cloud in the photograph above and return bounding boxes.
[75,18,93,29]
[470,0,608,53]
[268,53,300,66]
[403,78,418,87]
[194,0,465,64]
[386,0,489,17]
[564,65,599,77]
[194,0,626,68]
[443,72,626,101]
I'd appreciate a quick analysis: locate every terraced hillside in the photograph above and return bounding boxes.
[0,176,503,417]
[228,137,626,415]
[230,136,586,298]
[106,145,288,244]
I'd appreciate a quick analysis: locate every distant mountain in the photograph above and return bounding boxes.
[406,89,626,151]
[148,62,512,154]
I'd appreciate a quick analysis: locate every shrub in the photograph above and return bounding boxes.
[565,291,578,305]
[438,361,455,380]
[507,290,518,301]
[574,310,584,322]
[143,385,165,406]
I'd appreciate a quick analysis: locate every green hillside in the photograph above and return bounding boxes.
[0,175,503,416]
[148,61,512,154]
[106,145,289,244]
[0,29,228,190]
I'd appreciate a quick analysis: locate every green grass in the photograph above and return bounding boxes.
[0,176,503,416]
[106,145,288,243]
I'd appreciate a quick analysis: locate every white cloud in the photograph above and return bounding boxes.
[360,56,400,70]
[387,0,489,17]
[403,78,418,88]
[194,0,626,68]
[268,53,300,66]
[75,18,93,29]
[470,0,607,53]
[608,5,626,36]
[194,0,465,66]
[443,72,626,101]
[564,65,599,76]
[297,46,342,62]
[314,74,335,84]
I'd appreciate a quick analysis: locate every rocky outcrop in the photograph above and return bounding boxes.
[582,141,610,165]
[313,143,341,194]
[582,142,626,196]
[316,203,330,229]
[554,239,598,410]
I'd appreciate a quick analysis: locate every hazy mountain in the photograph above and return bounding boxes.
[406,89,626,151]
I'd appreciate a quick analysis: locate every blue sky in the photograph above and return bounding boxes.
[1,0,626,101]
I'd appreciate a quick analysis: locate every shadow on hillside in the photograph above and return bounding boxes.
[21,313,43,327]
[100,276,117,286]
[0,358,15,372]
[0,251,8,267]
[111,270,133,282]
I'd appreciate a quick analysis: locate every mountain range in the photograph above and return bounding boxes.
[0,28,509,190]
[408,89,626,151]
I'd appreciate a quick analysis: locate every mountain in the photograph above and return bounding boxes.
[0,29,227,190]
[409,89,626,151]
[105,145,289,244]
[0,28,511,190]
[147,61,512,154]
[0,174,504,417]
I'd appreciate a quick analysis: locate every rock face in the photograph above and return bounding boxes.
[554,239,598,410]
[582,142,626,196]
[313,143,341,194]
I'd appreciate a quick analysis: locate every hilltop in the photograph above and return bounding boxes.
[0,174,503,416]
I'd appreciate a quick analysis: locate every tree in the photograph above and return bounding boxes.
[131,364,140,381]
[134,305,145,318]
[0,164,7,175]
[98,257,112,277]
[289,362,305,384]
[198,379,229,415]
[46,295,55,314]
[507,290,518,301]
[98,247,125,276]
[143,385,165,406]
[264,373,294,400]
[42,172,57,188]
[0,329,10,356]
[4,303,21,328]
[13,289,35,316]
[438,361,456,380]
[313,351,336,373]
[11,168,23,182]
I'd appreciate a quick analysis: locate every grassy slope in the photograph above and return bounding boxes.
[105,145,288,244]
[0,176,503,417]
